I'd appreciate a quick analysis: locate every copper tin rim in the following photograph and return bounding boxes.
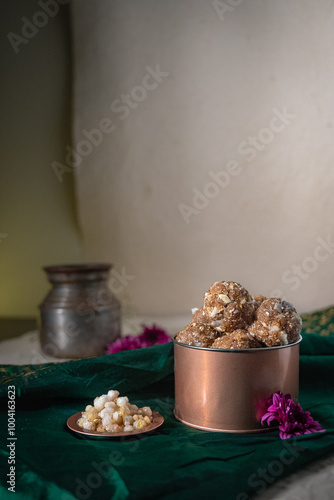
[172,335,302,352]
[173,411,278,433]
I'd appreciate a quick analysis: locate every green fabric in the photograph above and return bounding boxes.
[0,315,334,499]
[301,306,334,336]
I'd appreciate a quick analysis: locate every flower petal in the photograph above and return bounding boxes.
[261,392,325,439]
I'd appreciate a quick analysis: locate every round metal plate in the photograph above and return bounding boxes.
[67,411,164,438]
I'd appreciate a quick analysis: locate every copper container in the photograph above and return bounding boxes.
[174,337,302,433]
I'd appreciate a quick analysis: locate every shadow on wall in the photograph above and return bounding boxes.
[0,0,83,319]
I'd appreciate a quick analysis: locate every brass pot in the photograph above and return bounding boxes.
[173,337,301,433]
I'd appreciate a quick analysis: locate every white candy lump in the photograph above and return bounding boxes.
[77,390,153,432]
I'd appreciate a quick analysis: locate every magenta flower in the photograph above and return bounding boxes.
[106,335,142,354]
[138,324,171,347]
[106,324,171,354]
[261,392,325,439]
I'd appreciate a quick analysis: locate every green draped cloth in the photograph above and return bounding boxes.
[1,309,334,500]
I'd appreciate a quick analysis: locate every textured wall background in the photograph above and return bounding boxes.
[72,0,334,316]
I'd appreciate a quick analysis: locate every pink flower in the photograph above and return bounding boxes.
[106,335,142,354]
[261,392,325,439]
[106,324,171,354]
[139,324,171,347]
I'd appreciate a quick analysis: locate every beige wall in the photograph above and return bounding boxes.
[73,0,334,316]
[0,0,83,318]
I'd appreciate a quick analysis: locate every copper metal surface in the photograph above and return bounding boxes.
[67,411,164,438]
[174,337,301,433]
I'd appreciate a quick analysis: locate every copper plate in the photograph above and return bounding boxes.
[67,411,164,438]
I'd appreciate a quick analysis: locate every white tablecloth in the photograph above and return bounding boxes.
[0,314,189,365]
